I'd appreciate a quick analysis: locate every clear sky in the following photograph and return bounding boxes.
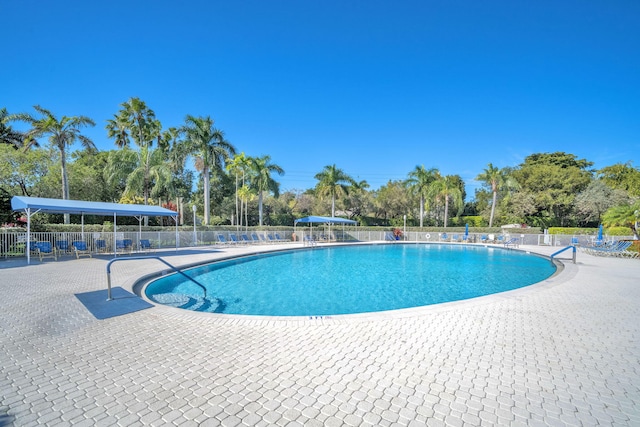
[3,1,639,198]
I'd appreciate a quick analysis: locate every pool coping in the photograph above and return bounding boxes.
[133,242,573,325]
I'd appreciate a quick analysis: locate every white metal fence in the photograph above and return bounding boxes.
[0,229,634,260]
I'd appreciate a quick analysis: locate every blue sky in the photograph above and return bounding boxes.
[3,1,639,198]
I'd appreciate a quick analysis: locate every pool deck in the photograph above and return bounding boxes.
[0,243,638,426]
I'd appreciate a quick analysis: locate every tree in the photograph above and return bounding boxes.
[574,180,629,225]
[405,165,439,228]
[345,179,372,220]
[0,145,51,196]
[107,97,160,149]
[250,155,284,226]
[602,201,640,239]
[181,115,236,225]
[430,175,463,227]
[476,163,502,227]
[227,152,252,228]
[103,144,168,208]
[374,180,411,225]
[10,105,95,223]
[512,152,593,226]
[314,164,353,217]
[597,162,640,197]
[0,108,28,149]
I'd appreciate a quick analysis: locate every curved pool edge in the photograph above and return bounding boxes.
[133,243,570,324]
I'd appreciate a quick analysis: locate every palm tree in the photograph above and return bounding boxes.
[314,164,353,217]
[104,146,171,206]
[250,155,284,226]
[405,165,439,227]
[109,97,159,148]
[476,163,506,227]
[430,175,464,227]
[237,184,256,229]
[181,115,236,225]
[11,105,95,223]
[105,113,130,148]
[1,108,28,149]
[227,152,252,228]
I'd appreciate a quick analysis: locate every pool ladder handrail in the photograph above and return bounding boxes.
[106,256,207,301]
[550,245,576,264]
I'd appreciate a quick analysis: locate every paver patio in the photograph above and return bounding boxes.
[1,244,639,426]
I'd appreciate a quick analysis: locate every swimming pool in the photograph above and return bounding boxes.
[145,244,556,316]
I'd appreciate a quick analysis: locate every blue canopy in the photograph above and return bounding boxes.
[294,215,357,225]
[12,196,178,217]
[12,196,178,264]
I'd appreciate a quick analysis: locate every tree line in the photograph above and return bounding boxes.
[1,101,639,237]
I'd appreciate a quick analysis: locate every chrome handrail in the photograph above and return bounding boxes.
[106,256,207,301]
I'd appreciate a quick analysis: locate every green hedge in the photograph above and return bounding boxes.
[548,227,598,235]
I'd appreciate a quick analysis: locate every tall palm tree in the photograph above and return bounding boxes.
[181,115,236,225]
[476,163,506,227]
[250,155,284,226]
[105,113,130,148]
[227,152,252,228]
[405,165,439,227]
[314,164,353,217]
[109,97,159,148]
[430,175,463,227]
[237,184,255,230]
[11,105,95,223]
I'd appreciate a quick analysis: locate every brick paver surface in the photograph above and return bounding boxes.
[1,244,639,426]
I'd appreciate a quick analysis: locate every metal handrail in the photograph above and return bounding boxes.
[550,245,576,264]
[106,256,207,301]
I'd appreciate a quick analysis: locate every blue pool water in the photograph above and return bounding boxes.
[145,244,556,316]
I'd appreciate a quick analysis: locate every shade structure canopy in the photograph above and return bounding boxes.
[11,196,178,217]
[294,215,357,225]
[11,196,178,264]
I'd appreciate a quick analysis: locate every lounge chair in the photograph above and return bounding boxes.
[480,235,488,243]
[116,239,133,254]
[95,239,107,253]
[250,233,262,244]
[440,233,449,242]
[72,241,92,259]
[503,237,519,248]
[384,232,396,241]
[56,240,71,255]
[266,234,277,243]
[303,234,317,246]
[258,234,268,244]
[229,234,241,244]
[139,239,155,252]
[274,233,285,242]
[585,241,637,258]
[452,234,460,242]
[217,234,232,245]
[240,234,252,244]
[36,241,57,261]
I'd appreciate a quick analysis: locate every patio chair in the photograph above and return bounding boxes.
[384,231,396,241]
[440,233,449,242]
[240,234,252,244]
[56,240,71,255]
[216,234,230,245]
[36,241,57,261]
[139,239,155,252]
[258,234,268,244]
[229,234,242,244]
[250,233,262,244]
[116,239,133,254]
[303,234,317,246]
[72,241,92,259]
[274,233,286,242]
[95,239,107,253]
[503,237,519,248]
